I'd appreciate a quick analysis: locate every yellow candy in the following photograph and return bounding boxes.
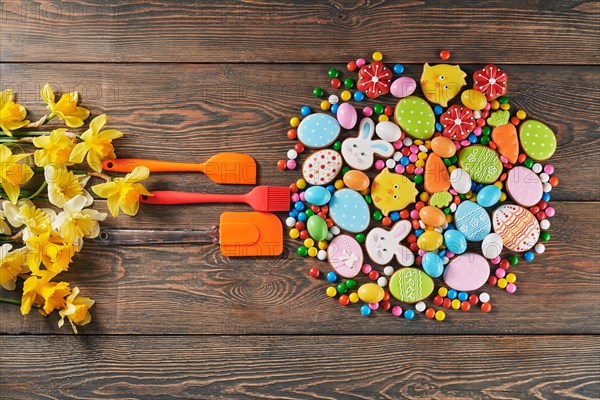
[448,165,456,173]
[424,140,432,149]
[451,299,461,310]
[435,310,446,321]
[500,103,510,111]
[414,140,424,146]
[296,178,307,189]
[506,273,517,283]
[445,214,453,223]
[334,179,344,189]
[516,110,527,120]
[326,287,337,297]
[494,181,503,189]
[349,292,359,303]
[372,51,383,61]
[419,192,430,202]
[318,240,328,250]
[465,191,473,199]
[461,89,487,111]
[304,238,314,248]
[341,90,351,101]
[415,160,425,168]
[290,117,300,127]
[417,152,428,160]
[438,287,448,297]
[308,247,318,257]
[320,100,331,110]
[289,228,299,239]
[378,114,389,122]
[499,192,507,202]
[497,278,508,289]
[490,100,500,110]
[357,283,385,303]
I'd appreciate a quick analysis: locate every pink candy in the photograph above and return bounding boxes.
[374,160,385,170]
[544,164,554,174]
[395,164,405,174]
[506,283,517,294]
[361,263,372,274]
[286,159,297,169]
[545,207,556,218]
[362,106,373,117]
[356,58,366,68]
[391,306,402,316]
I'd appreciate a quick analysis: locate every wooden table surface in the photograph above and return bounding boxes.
[1,1,599,399]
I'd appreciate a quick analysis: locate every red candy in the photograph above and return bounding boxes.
[309,268,320,278]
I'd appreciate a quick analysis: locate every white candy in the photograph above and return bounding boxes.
[317,249,328,260]
[403,137,413,146]
[434,227,444,233]
[449,203,458,212]
[419,144,428,153]
[479,292,490,303]
[377,276,388,287]
[535,243,546,254]
[330,226,341,235]
[540,173,550,183]
[326,232,334,241]
[540,219,550,230]
[328,95,339,104]
[415,301,426,312]
[419,220,426,229]
[383,266,395,276]
[442,256,450,265]
[285,217,296,227]
[543,182,552,192]
[287,149,298,160]
[532,163,543,173]
[386,159,397,169]
[441,221,449,230]
[473,110,482,119]
[481,233,503,259]
[393,151,402,161]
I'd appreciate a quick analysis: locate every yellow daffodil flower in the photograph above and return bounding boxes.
[3,200,55,240]
[25,229,77,276]
[69,114,122,172]
[92,166,152,217]
[32,128,75,168]
[0,209,11,235]
[52,195,106,245]
[58,287,94,333]
[41,83,90,128]
[0,89,30,136]
[21,270,70,315]
[44,165,92,208]
[0,144,34,204]
[0,244,29,291]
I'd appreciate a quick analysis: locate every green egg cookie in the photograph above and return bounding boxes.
[519,120,557,161]
[458,145,502,184]
[394,96,435,140]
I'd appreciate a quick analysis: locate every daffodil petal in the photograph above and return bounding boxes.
[63,116,84,128]
[90,114,107,133]
[0,89,13,108]
[98,129,123,141]
[125,166,150,183]
[69,142,88,164]
[41,83,55,104]
[1,181,20,204]
[86,149,102,172]
[106,193,121,217]
[92,182,120,199]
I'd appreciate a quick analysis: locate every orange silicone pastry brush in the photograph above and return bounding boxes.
[139,186,290,212]
[102,152,256,184]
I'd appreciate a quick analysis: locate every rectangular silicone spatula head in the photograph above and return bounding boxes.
[219,212,283,256]
[201,153,256,184]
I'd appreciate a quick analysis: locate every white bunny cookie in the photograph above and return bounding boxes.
[365,220,414,266]
[342,117,394,170]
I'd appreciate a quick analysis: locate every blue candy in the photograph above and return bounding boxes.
[353,91,365,102]
[360,305,371,316]
[294,201,305,211]
[326,271,338,282]
[389,211,400,222]
[458,291,468,301]
[524,251,535,262]
[477,185,502,208]
[433,105,444,115]
[404,309,415,320]
[393,64,405,74]
[297,212,307,222]
[422,252,444,278]
[330,104,339,114]
[443,229,467,254]
[300,106,312,116]
[447,289,457,299]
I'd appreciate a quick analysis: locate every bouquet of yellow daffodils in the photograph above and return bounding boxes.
[0,84,152,333]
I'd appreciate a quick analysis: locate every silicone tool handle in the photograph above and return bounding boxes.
[102,159,204,173]
[140,191,247,205]
[94,228,219,245]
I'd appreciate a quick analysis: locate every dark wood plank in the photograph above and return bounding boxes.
[1,63,598,200]
[1,0,598,64]
[0,201,597,335]
[1,335,598,399]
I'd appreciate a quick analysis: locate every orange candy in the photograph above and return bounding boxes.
[430,136,456,158]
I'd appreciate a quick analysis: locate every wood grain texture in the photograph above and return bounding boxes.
[1,201,597,335]
[1,63,598,200]
[1,0,599,64]
[1,335,599,400]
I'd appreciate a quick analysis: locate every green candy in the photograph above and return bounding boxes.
[344,78,354,88]
[307,215,328,241]
[487,110,510,127]
[458,145,502,184]
[337,283,348,294]
[394,96,435,140]
[497,95,509,104]
[341,166,350,175]
[481,126,491,136]
[509,255,519,265]
[355,233,366,243]
[364,194,373,204]
[413,174,423,184]
[304,209,314,218]
[374,104,384,115]
[524,158,534,168]
[297,246,308,257]
[328,68,339,78]
[519,120,557,161]
[332,140,342,151]
[313,87,324,97]
[345,279,357,289]
[373,210,383,221]
[540,231,551,242]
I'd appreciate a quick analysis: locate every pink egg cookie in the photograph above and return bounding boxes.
[443,253,490,291]
[506,166,543,207]
[327,234,364,278]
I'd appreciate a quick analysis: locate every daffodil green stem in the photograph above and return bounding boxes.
[10,131,50,136]
[0,298,39,308]
[27,181,47,200]
[31,167,89,175]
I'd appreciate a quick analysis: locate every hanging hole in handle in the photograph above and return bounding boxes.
[99,231,109,240]
[141,195,149,201]
[106,161,113,169]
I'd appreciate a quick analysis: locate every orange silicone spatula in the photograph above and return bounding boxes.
[102,152,256,184]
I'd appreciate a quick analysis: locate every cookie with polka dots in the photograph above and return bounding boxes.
[394,96,435,140]
[519,120,556,161]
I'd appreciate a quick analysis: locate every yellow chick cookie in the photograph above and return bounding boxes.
[420,63,467,107]
[371,169,418,216]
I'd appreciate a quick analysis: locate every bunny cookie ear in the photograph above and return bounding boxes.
[359,118,375,140]
[390,220,411,241]
[371,140,394,158]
